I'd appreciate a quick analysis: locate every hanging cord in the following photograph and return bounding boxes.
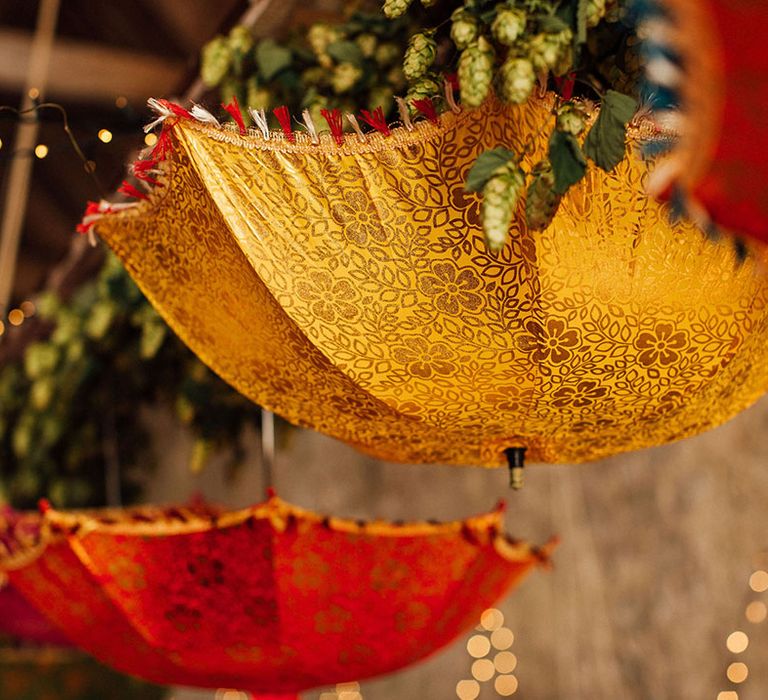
[261,408,275,497]
[0,103,106,196]
[102,382,123,507]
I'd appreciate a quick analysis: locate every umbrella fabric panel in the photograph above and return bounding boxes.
[100,142,493,466]
[67,503,539,693]
[96,96,768,464]
[7,542,212,688]
[0,583,71,646]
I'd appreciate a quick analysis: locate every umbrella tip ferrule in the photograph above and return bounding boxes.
[504,447,526,491]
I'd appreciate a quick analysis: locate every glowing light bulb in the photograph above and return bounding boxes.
[726,631,749,653]
[467,634,491,658]
[98,129,113,143]
[144,133,158,147]
[745,601,767,624]
[495,674,519,696]
[471,658,495,682]
[727,662,748,684]
[8,309,24,326]
[491,627,514,650]
[480,608,504,631]
[749,570,768,592]
[34,144,48,159]
[456,679,480,700]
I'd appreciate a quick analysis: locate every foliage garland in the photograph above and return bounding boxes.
[200,1,643,249]
[0,253,264,509]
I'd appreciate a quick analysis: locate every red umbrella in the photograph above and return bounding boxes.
[1,494,554,697]
[0,583,70,646]
[645,0,768,244]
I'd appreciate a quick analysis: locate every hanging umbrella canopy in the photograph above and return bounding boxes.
[87,95,768,466]
[644,0,768,244]
[0,494,552,697]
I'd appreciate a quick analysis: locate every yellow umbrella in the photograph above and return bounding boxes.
[88,96,768,466]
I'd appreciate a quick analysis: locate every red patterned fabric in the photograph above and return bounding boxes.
[649,0,768,243]
[0,582,71,646]
[691,1,768,241]
[0,496,552,696]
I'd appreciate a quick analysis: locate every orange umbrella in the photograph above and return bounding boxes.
[84,95,768,467]
[1,494,552,697]
[643,0,768,244]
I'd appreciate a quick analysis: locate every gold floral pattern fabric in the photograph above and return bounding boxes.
[95,97,768,466]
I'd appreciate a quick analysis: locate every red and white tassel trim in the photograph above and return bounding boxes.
[76,200,138,245]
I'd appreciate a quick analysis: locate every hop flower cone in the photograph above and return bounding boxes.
[403,33,437,81]
[482,165,525,251]
[459,39,495,107]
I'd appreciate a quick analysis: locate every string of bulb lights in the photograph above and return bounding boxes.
[0,300,35,338]
[715,554,768,699]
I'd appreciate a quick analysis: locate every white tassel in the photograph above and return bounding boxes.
[444,80,461,114]
[190,103,221,127]
[345,113,367,141]
[144,97,174,133]
[395,97,414,131]
[248,108,270,139]
[80,200,138,246]
[301,109,320,144]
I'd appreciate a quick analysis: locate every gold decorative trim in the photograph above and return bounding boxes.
[0,496,553,571]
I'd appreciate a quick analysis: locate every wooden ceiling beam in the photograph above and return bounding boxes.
[0,28,186,105]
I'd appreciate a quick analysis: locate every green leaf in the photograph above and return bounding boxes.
[584,90,638,170]
[555,0,576,26]
[548,130,587,194]
[465,148,517,192]
[327,40,364,66]
[603,89,637,123]
[256,39,293,81]
[538,14,570,34]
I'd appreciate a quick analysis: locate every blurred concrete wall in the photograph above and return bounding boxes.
[145,392,768,700]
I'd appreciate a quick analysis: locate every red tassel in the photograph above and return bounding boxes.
[266,486,277,499]
[359,107,391,136]
[150,128,174,161]
[321,108,344,145]
[38,499,52,514]
[131,159,162,187]
[412,98,439,123]
[554,73,576,101]
[118,181,148,201]
[157,99,192,120]
[76,201,107,234]
[223,94,247,135]
[273,105,295,142]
